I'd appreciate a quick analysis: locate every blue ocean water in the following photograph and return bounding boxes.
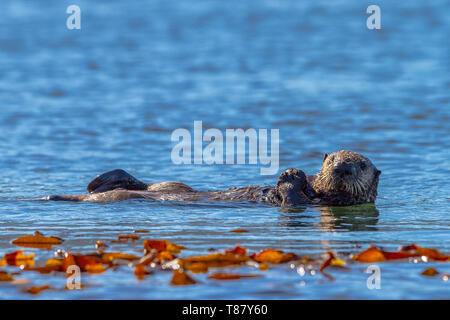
[0,0,448,299]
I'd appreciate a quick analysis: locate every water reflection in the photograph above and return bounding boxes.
[318,204,379,231]
[279,204,379,231]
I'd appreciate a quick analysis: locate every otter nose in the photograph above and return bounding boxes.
[333,163,353,177]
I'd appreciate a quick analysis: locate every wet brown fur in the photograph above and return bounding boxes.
[312,150,381,205]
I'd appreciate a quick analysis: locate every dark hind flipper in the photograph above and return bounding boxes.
[275,168,315,207]
[87,169,148,193]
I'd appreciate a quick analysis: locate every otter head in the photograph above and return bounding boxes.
[314,150,381,206]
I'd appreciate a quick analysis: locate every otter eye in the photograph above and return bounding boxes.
[360,163,367,170]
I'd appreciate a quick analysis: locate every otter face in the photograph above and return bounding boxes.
[314,150,381,205]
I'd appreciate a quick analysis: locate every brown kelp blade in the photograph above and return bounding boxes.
[12,233,62,249]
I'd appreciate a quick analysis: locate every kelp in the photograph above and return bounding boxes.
[1,232,449,295]
[12,231,62,249]
[353,244,449,263]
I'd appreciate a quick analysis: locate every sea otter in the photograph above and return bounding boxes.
[43,150,381,207]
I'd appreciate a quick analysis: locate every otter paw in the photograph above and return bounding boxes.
[275,168,311,207]
[276,168,307,189]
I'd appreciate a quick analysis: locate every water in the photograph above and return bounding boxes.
[0,0,449,299]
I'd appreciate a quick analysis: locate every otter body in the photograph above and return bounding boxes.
[44,150,381,207]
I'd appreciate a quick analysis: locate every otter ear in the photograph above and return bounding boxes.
[323,153,329,162]
[375,170,381,177]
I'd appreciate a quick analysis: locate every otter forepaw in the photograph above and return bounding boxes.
[276,168,313,207]
[276,168,306,188]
